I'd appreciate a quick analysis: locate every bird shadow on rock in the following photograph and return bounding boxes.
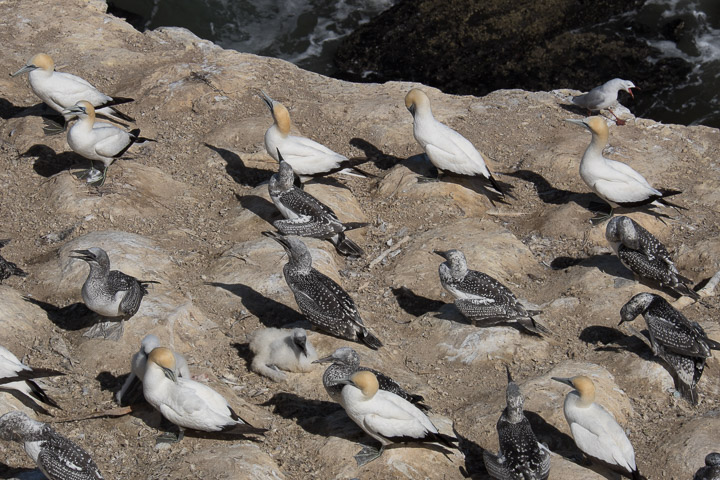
[0,463,43,480]
[505,170,578,205]
[23,297,96,331]
[0,98,39,120]
[550,254,635,281]
[453,429,487,478]
[260,391,357,440]
[349,137,404,171]
[231,342,254,370]
[96,371,125,395]
[392,286,445,317]
[525,410,582,461]
[0,389,55,417]
[235,193,280,225]
[204,143,273,187]
[205,282,305,328]
[22,144,86,177]
[579,325,654,360]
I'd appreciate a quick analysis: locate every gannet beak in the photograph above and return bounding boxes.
[259,91,274,111]
[161,366,177,382]
[312,354,336,364]
[262,231,291,254]
[433,249,450,259]
[293,335,308,357]
[551,377,574,387]
[406,104,416,116]
[62,105,85,116]
[10,64,36,77]
[564,118,590,130]
[337,377,355,386]
[70,249,96,261]
[276,148,285,163]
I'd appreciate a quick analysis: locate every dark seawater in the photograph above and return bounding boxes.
[110,0,718,128]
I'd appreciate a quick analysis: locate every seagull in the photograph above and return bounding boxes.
[269,154,368,257]
[11,53,133,128]
[142,347,266,443]
[263,231,382,349]
[619,292,720,404]
[116,334,190,405]
[0,345,63,416]
[606,216,698,299]
[0,239,27,283]
[260,91,370,181]
[566,116,683,222]
[571,78,636,125]
[483,367,550,480]
[249,327,318,382]
[435,249,550,336]
[72,247,158,341]
[313,346,429,410]
[552,375,641,480]
[0,411,105,480]
[404,88,504,197]
[337,370,457,466]
[63,100,153,186]
[694,453,720,480]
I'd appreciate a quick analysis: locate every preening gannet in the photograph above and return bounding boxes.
[572,79,636,125]
[0,345,63,415]
[249,327,317,382]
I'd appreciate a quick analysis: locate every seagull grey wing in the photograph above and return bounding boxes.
[37,431,105,480]
[107,271,146,317]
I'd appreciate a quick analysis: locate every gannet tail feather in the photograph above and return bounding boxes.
[657,190,686,210]
[517,316,553,337]
[342,222,369,232]
[333,232,364,258]
[103,96,135,108]
[359,328,383,350]
[27,380,62,410]
[487,172,505,198]
[673,282,700,300]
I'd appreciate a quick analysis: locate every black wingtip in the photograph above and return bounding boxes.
[517,317,552,337]
[27,380,62,410]
[360,329,383,350]
[334,233,364,258]
[487,172,506,198]
[673,282,700,300]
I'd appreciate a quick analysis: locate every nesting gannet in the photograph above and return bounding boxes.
[249,327,318,382]
[269,155,367,257]
[264,231,383,349]
[566,116,683,222]
[620,293,720,404]
[72,247,158,341]
[313,346,429,410]
[606,216,698,299]
[11,53,133,126]
[261,91,369,181]
[116,334,190,405]
[0,239,27,283]
[63,101,152,186]
[0,411,105,480]
[143,347,266,442]
[552,376,640,480]
[0,345,63,415]
[483,367,550,480]
[694,453,720,480]
[435,249,550,336]
[572,79,636,125]
[338,370,457,465]
[404,88,504,196]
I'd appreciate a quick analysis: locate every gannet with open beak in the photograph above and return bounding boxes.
[404,88,504,197]
[552,375,640,479]
[572,78,636,125]
[249,327,318,382]
[566,116,683,222]
[142,347,266,443]
[11,53,133,125]
[0,345,64,416]
[338,370,457,466]
[0,411,105,480]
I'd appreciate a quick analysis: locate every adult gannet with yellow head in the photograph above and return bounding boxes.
[143,347,266,443]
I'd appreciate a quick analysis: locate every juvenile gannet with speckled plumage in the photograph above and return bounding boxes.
[606,216,698,299]
[264,231,383,349]
[435,249,550,336]
[143,347,266,443]
[313,346,429,410]
[484,367,550,480]
[695,453,720,480]
[116,334,190,405]
[0,411,105,480]
[338,370,457,465]
[11,53,133,126]
[0,345,63,416]
[552,375,641,480]
[249,327,317,382]
[0,239,27,283]
[269,155,367,257]
[620,293,720,404]
[572,79,636,125]
[72,247,157,341]
[404,88,504,197]
[566,116,683,222]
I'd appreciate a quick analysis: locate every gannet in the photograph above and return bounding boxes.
[694,453,720,480]
[620,293,720,404]
[263,231,383,349]
[313,346,429,410]
[269,155,368,257]
[435,249,550,336]
[72,247,158,340]
[552,375,640,480]
[11,53,133,126]
[483,367,550,480]
[566,116,683,222]
[249,327,318,382]
[116,334,190,405]
[338,371,457,465]
[0,239,27,283]
[606,216,698,299]
[0,345,63,415]
[0,411,104,480]
[404,88,504,196]
[572,79,636,125]
[143,347,266,443]
[261,91,369,181]
[63,101,152,186]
